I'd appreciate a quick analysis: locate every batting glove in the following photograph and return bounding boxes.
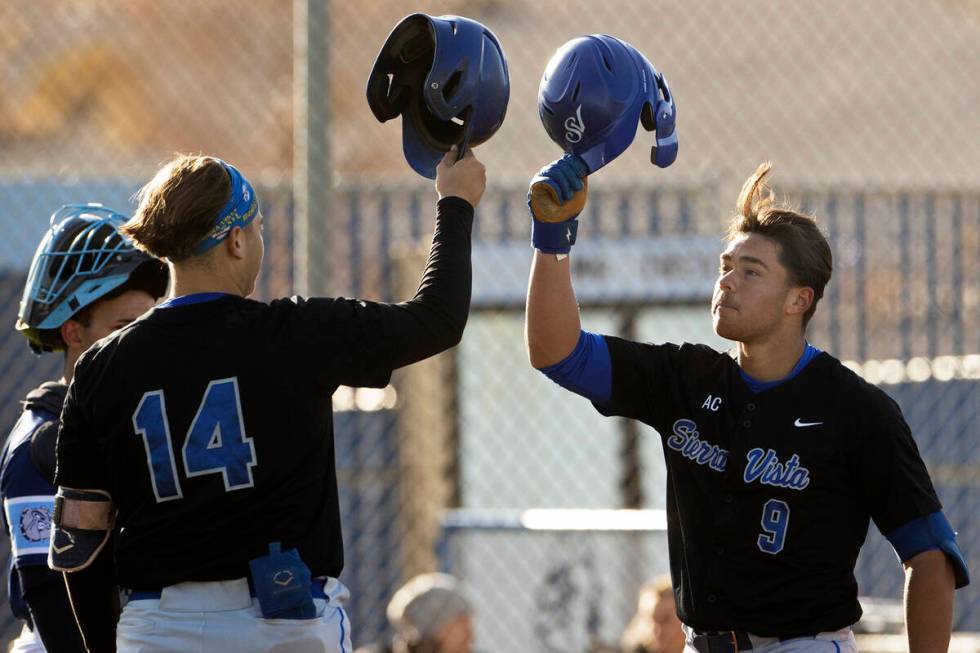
[528,154,589,254]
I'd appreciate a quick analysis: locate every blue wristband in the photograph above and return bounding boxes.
[532,218,578,254]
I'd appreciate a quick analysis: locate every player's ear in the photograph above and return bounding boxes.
[786,286,814,317]
[225,226,247,260]
[60,319,84,350]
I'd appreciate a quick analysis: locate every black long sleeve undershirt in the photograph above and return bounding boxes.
[18,566,86,652]
[63,544,119,653]
[378,195,474,370]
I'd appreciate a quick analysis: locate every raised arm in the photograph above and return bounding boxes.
[524,155,589,368]
[321,148,485,388]
[526,251,580,368]
[378,147,485,367]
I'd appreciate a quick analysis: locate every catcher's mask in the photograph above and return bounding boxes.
[367,13,510,179]
[16,204,168,353]
[538,34,677,173]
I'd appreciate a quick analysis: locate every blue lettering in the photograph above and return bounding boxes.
[667,419,729,474]
[712,450,728,472]
[666,419,696,451]
[743,448,810,491]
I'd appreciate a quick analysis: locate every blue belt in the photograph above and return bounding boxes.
[129,576,328,602]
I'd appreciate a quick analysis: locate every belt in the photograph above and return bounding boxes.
[690,630,821,653]
[691,631,755,653]
[129,576,328,602]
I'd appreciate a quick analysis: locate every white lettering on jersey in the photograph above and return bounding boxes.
[666,419,728,473]
[743,448,811,490]
[701,395,722,412]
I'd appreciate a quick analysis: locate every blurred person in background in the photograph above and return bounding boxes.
[386,573,474,653]
[2,205,167,653]
[620,576,685,653]
[525,158,968,653]
[48,148,484,652]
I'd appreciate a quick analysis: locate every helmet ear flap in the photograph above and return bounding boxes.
[366,16,434,123]
[366,68,412,122]
[648,69,677,168]
[650,99,678,168]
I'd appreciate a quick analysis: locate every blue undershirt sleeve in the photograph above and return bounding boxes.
[537,330,612,404]
[885,511,970,589]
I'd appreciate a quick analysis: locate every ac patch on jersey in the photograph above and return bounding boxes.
[3,496,55,557]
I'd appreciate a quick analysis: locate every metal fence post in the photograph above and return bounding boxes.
[293,0,330,297]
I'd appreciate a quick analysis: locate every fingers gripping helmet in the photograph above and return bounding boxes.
[538,35,677,173]
[367,13,510,179]
[16,204,169,353]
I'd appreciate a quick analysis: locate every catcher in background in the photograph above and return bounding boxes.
[2,205,167,653]
[621,576,685,653]
[525,155,969,653]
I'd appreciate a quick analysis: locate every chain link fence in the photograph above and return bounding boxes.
[0,0,977,649]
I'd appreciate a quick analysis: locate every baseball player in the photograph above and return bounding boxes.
[524,157,969,652]
[48,149,484,652]
[2,205,167,652]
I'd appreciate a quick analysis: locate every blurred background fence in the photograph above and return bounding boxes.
[0,0,977,649]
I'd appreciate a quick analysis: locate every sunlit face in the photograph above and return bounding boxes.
[75,289,157,351]
[436,613,473,653]
[243,213,265,296]
[711,233,797,344]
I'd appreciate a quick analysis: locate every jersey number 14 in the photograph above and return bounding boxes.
[132,377,258,503]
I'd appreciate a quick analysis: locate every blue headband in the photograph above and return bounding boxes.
[194,160,259,255]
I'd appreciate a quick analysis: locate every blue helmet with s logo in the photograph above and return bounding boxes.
[538,35,677,173]
[16,204,169,353]
[367,13,510,179]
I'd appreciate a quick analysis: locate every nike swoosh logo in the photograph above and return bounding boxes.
[794,419,823,428]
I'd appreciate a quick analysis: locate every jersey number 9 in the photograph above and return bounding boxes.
[757,498,789,555]
[133,377,258,503]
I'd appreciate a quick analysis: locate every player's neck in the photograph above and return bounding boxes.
[737,330,807,382]
[62,349,81,385]
[169,261,248,299]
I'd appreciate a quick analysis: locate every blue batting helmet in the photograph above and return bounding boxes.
[538,35,677,173]
[367,13,510,179]
[16,204,169,353]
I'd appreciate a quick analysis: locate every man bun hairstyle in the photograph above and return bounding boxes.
[121,155,232,262]
[728,162,833,327]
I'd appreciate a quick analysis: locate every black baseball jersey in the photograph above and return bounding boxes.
[595,338,942,637]
[55,197,473,589]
